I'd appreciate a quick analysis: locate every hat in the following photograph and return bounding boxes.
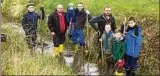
[68,3,74,7]
[27,3,35,7]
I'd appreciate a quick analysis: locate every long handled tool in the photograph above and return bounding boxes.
[38,0,45,54]
[100,36,104,74]
[123,15,127,36]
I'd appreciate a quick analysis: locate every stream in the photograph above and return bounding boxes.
[7,22,100,75]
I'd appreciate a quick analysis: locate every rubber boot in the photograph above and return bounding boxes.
[131,69,136,76]
[59,44,64,53]
[125,69,131,76]
[59,44,64,57]
[115,70,124,76]
[53,47,59,57]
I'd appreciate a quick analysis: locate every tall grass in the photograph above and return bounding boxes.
[1,23,72,75]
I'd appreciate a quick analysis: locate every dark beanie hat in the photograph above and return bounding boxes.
[27,3,35,8]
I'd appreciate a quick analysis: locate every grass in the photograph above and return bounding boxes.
[1,23,72,75]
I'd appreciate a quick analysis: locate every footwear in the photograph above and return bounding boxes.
[125,69,131,76]
[59,44,64,53]
[115,70,124,76]
[131,69,136,76]
[53,47,59,57]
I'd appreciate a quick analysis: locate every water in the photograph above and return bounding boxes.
[82,63,99,75]
[64,51,74,67]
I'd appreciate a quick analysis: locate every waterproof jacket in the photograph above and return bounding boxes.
[125,25,142,57]
[112,38,125,60]
[48,10,68,34]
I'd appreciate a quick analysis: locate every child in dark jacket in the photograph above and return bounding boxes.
[22,3,45,54]
[124,17,142,76]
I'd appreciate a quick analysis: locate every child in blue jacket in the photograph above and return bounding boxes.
[123,17,142,76]
[66,3,75,39]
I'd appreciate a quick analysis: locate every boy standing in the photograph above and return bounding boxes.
[66,3,75,39]
[112,29,125,76]
[112,29,125,62]
[124,17,142,76]
[22,3,45,54]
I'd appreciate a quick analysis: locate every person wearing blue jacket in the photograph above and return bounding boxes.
[122,17,142,76]
[66,3,76,39]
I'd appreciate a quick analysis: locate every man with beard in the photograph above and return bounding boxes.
[89,5,116,54]
[71,3,91,52]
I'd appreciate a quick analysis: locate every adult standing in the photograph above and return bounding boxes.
[48,4,68,57]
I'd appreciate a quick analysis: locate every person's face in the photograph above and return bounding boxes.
[105,25,111,33]
[104,7,111,16]
[115,32,121,38]
[57,5,64,13]
[128,21,136,27]
[28,6,34,12]
[69,6,74,10]
[77,4,83,11]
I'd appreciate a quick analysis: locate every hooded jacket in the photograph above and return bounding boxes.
[125,25,142,57]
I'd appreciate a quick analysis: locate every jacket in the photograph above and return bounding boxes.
[89,14,116,39]
[112,38,125,60]
[125,25,142,57]
[74,8,92,30]
[48,10,68,34]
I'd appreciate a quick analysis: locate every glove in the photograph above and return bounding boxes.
[118,59,122,63]
[86,10,90,14]
[40,6,44,11]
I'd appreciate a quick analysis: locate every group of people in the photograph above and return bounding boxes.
[21,2,142,76]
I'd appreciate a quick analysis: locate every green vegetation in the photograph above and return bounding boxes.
[1,0,159,75]
[1,23,72,75]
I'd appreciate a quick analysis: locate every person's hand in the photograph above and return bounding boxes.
[86,10,90,14]
[50,32,55,36]
[97,31,100,35]
[113,33,116,38]
[118,59,122,63]
[99,38,102,42]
